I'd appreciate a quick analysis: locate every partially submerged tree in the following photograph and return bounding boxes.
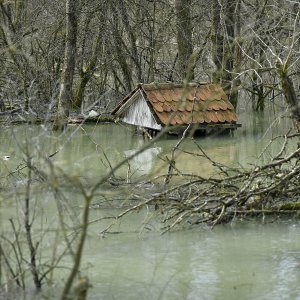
[53,0,78,130]
[276,61,300,134]
[211,0,241,108]
[175,0,193,80]
[73,4,106,109]
[251,2,300,133]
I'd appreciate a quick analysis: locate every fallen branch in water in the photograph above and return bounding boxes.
[98,133,300,233]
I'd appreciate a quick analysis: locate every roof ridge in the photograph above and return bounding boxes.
[139,82,209,91]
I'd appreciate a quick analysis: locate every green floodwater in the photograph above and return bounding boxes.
[0,106,300,299]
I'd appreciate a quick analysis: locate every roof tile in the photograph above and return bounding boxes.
[170,88,182,101]
[144,90,159,103]
[227,101,234,110]
[157,111,170,124]
[228,110,238,122]
[216,111,226,122]
[162,103,172,112]
[152,91,166,103]
[224,110,234,122]
[207,111,219,123]
[195,112,205,124]
[206,100,220,111]
[218,100,229,110]
[152,102,164,112]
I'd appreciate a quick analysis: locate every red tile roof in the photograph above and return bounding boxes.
[112,82,238,126]
[141,83,237,126]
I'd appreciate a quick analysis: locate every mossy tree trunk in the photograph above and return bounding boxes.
[175,0,193,81]
[251,49,265,112]
[212,0,240,108]
[53,0,78,131]
[110,3,133,92]
[73,4,107,110]
[118,0,142,83]
[222,0,235,92]
[276,63,300,134]
[73,30,103,109]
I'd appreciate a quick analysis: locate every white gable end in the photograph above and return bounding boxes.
[120,90,162,130]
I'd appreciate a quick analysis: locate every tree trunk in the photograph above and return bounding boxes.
[118,0,142,83]
[212,0,224,83]
[53,0,77,131]
[147,1,156,83]
[110,3,133,92]
[212,0,238,107]
[73,30,103,109]
[276,64,300,133]
[228,0,241,108]
[223,0,235,86]
[175,0,193,80]
[14,0,27,28]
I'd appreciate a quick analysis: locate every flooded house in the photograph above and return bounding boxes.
[112,82,240,136]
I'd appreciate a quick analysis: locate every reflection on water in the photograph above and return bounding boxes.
[0,107,299,299]
[0,108,296,182]
[124,147,161,176]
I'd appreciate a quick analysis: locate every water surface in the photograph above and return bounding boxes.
[0,106,299,299]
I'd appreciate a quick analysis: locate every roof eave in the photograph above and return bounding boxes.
[111,86,140,115]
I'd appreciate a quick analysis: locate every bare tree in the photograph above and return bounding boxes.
[53,0,78,130]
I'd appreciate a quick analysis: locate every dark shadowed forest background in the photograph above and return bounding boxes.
[0,0,300,125]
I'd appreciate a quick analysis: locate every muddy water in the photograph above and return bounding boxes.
[0,107,299,299]
[84,219,300,300]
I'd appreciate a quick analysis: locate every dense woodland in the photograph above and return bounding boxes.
[1,1,300,299]
[0,0,300,130]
